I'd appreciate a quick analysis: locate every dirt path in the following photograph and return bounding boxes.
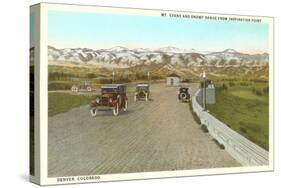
[48,83,239,177]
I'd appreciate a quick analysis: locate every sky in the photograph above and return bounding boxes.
[48,11,269,54]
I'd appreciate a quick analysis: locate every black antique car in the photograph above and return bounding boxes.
[134,84,150,102]
[90,84,128,116]
[178,87,191,102]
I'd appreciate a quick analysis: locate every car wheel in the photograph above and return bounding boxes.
[180,93,187,102]
[117,95,122,105]
[71,86,78,92]
[113,103,119,116]
[123,100,128,111]
[145,93,148,102]
[87,86,92,92]
[90,108,97,117]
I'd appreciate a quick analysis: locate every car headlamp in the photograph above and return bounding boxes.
[96,97,100,103]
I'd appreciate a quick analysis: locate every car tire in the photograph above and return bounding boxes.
[117,95,122,105]
[87,86,92,92]
[180,93,187,102]
[113,103,119,116]
[145,93,148,102]
[123,100,128,111]
[71,86,78,92]
[90,108,97,117]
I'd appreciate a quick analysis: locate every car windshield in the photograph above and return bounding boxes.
[136,86,148,92]
[180,88,188,92]
[102,88,118,93]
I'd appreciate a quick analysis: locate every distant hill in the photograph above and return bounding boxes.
[46,46,269,81]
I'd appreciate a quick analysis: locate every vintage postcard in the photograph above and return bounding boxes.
[30,3,274,185]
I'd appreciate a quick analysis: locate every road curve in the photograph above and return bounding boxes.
[48,83,240,177]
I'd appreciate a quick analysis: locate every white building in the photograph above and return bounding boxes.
[166,73,180,86]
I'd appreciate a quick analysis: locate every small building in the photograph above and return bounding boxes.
[166,73,180,86]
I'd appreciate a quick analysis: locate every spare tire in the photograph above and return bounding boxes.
[180,93,187,100]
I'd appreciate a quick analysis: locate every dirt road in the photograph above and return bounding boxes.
[48,83,239,177]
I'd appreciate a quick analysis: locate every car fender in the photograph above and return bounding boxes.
[111,99,118,106]
[90,101,97,107]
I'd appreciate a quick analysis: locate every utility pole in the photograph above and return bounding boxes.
[126,71,129,81]
[112,71,115,84]
[147,72,150,85]
[202,71,207,111]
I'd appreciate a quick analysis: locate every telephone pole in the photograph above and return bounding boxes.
[202,71,207,111]
[112,71,115,84]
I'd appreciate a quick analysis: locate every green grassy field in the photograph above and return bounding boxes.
[48,93,95,116]
[207,81,269,150]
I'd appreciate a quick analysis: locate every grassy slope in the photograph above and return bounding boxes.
[48,93,94,116]
[207,83,269,150]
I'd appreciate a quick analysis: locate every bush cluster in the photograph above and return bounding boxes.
[48,82,73,90]
[252,86,269,96]
[222,83,228,90]
[229,82,235,87]
[240,82,250,86]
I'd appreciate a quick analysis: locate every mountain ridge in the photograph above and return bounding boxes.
[47,45,269,69]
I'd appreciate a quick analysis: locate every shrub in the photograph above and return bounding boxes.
[49,72,77,81]
[263,86,269,96]
[222,83,228,90]
[87,73,96,79]
[255,90,263,96]
[240,82,249,86]
[229,82,235,87]
[99,78,113,84]
[239,127,248,134]
[48,82,73,90]
[252,87,262,96]
[252,87,256,94]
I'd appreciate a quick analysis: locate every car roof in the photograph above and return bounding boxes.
[137,84,149,87]
[101,84,125,89]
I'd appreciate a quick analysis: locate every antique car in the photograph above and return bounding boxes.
[178,87,191,102]
[71,81,92,92]
[90,84,128,116]
[134,84,150,102]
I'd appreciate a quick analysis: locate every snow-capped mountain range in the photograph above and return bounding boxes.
[48,45,269,68]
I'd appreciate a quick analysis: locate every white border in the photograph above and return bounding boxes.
[38,3,274,185]
[40,4,49,183]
